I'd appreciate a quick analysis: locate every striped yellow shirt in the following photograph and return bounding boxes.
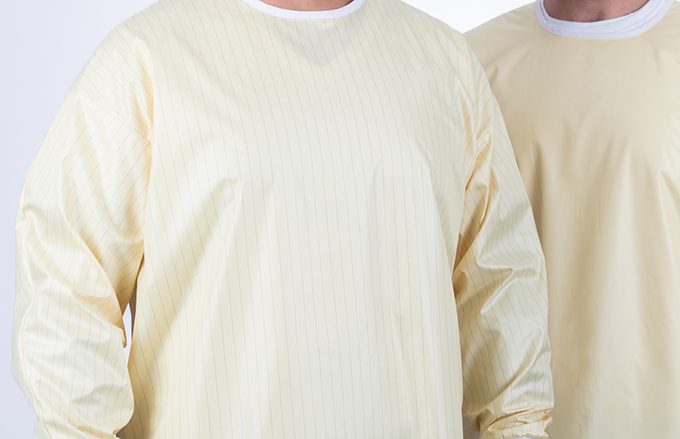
[12,0,553,437]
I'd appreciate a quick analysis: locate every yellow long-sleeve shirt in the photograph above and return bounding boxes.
[12,0,553,437]
[467,1,680,438]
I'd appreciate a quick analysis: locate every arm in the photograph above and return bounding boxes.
[11,24,153,438]
[453,43,554,439]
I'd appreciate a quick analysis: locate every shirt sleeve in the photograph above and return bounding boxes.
[452,42,554,439]
[11,24,153,438]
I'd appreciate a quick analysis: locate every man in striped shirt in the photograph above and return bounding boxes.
[12,1,553,437]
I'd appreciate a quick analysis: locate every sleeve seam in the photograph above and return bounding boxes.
[69,85,152,149]
[448,41,498,183]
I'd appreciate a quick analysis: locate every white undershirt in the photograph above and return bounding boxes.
[242,0,365,19]
[535,0,675,39]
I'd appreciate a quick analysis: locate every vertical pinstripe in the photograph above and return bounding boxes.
[12,0,553,437]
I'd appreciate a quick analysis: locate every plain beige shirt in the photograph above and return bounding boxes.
[12,0,553,437]
[467,2,680,438]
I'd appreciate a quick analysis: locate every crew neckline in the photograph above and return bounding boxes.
[241,0,366,19]
[535,0,675,39]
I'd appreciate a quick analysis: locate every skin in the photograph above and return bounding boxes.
[259,0,352,11]
[544,0,651,21]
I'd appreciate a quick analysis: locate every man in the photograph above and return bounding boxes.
[11,0,553,437]
[466,0,680,438]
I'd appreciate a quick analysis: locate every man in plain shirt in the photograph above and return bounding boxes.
[467,0,680,437]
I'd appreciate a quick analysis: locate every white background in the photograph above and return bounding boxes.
[0,0,531,435]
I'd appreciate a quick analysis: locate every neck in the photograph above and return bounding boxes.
[258,0,351,10]
[543,0,650,21]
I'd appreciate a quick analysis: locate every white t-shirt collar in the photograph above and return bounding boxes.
[535,0,675,39]
[241,0,366,19]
